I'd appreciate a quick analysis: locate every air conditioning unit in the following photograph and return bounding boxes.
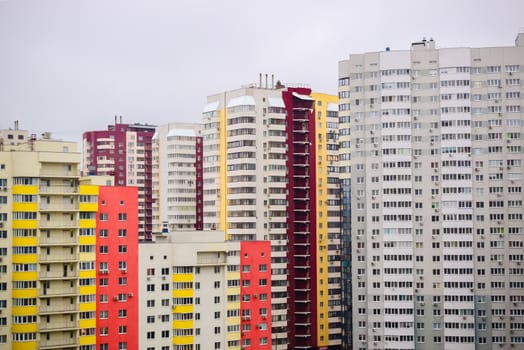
[113,296,119,301]
[128,293,134,297]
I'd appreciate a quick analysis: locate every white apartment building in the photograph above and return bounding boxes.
[152,123,203,233]
[339,33,524,350]
[202,80,342,349]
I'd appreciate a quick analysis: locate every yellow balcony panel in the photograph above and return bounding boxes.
[79,236,96,246]
[79,219,96,228]
[79,286,96,296]
[172,304,193,314]
[173,336,194,345]
[12,237,38,246]
[226,332,240,341]
[227,317,241,326]
[12,271,38,280]
[79,203,98,212]
[79,319,96,329]
[13,220,38,229]
[79,335,96,346]
[13,203,38,211]
[172,289,193,298]
[13,341,39,350]
[79,254,96,263]
[79,185,98,195]
[226,272,240,279]
[172,320,194,329]
[79,302,96,312]
[12,289,38,299]
[13,185,38,195]
[12,306,38,315]
[12,324,38,333]
[12,255,39,264]
[172,274,193,283]
[226,300,240,307]
[227,287,240,295]
[79,270,96,279]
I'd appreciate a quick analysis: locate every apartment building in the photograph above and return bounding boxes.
[202,80,342,349]
[138,231,271,350]
[0,136,97,350]
[339,33,524,349]
[152,123,203,233]
[93,184,139,350]
[83,118,156,240]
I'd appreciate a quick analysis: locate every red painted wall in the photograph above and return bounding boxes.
[96,186,139,350]
[240,241,272,349]
[283,87,318,349]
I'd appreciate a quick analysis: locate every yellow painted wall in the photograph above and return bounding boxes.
[311,92,338,346]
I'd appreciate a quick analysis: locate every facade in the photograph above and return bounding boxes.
[138,231,271,350]
[83,119,156,240]
[0,137,97,349]
[94,184,139,350]
[202,81,342,349]
[152,123,203,233]
[339,34,524,349]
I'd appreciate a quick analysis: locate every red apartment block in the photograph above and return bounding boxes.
[240,241,272,349]
[83,121,155,240]
[96,186,139,350]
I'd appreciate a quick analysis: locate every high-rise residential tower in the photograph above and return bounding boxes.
[0,136,97,350]
[202,79,342,349]
[152,123,203,233]
[339,33,524,349]
[83,118,156,240]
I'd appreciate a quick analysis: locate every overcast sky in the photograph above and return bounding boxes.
[0,0,522,142]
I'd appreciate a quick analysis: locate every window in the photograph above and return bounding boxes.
[99,246,108,254]
[118,229,127,237]
[118,245,127,253]
[118,213,127,221]
[118,309,127,318]
[99,213,108,221]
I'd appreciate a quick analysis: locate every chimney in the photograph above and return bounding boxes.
[271,74,274,89]
[265,74,268,89]
[259,73,262,88]
[14,120,19,130]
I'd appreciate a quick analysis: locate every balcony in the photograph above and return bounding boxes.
[39,203,77,212]
[39,220,78,228]
[39,321,78,332]
[39,287,78,297]
[39,236,78,246]
[40,338,78,349]
[40,271,79,280]
[40,254,79,263]
[40,303,79,314]
[39,185,78,194]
